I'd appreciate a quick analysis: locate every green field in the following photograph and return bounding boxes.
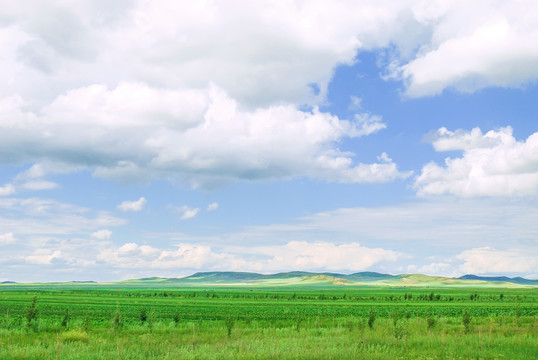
[0,283,537,359]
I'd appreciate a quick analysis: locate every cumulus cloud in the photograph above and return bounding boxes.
[2,2,535,187]
[206,203,219,212]
[390,1,538,97]
[25,249,62,265]
[269,241,400,272]
[117,197,146,212]
[0,232,16,245]
[91,229,112,240]
[0,184,15,196]
[177,206,200,220]
[0,83,410,188]
[97,240,401,273]
[457,247,538,275]
[415,127,538,196]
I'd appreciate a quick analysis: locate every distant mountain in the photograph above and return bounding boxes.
[153,271,536,288]
[176,271,397,284]
[4,272,536,288]
[459,274,538,285]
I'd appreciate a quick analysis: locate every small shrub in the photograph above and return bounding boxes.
[427,315,435,330]
[25,296,39,333]
[391,308,401,327]
[225,318,234,338]
[393,324,406,340]
[139,308,148,324]
[148,310,156,333]
[61,309,70,329]
[82,315,90,332]
[173,313,180,326]
[462,310,471,333]
[112,309,123,333]
[368,310,376,330]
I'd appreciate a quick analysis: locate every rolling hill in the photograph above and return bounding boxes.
[123,271,535,288]
[2,272,536,288]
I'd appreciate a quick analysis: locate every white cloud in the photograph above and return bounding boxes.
[207,203,219,212]
[0,197,125,236]
[0,232,16,245]
[267,241,400,272]
[391,1,538,97]
[415,262,454,277]
[117,197,146,212]
[25,249,62,265]
[177,206,200,220]
[97,240,401,273]
[0,184,15,196]
[0,83,409,188]
[91,229,112,240]
[19,180,59,191]
[457,247,538,275]
[416,127,538,197]
[4,1,535,187]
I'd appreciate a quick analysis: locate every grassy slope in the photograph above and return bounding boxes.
[2,272,535,289]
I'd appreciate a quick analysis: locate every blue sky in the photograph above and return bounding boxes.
[1,1,537,282]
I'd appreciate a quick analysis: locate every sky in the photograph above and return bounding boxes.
[1,0,538,282]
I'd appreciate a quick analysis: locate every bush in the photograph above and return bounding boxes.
[112,309,123,333]
[225,318,234,337]
[139,308,147,324]
[462,310,471,333]
[61,309,70,329]
[427,315,435,330]
[25,296,39,333]
[368,310,376,330]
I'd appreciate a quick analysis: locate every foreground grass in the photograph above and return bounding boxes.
[0,317,536,359]
[0,287,536,359]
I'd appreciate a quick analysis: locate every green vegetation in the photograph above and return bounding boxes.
[0,283,536,359]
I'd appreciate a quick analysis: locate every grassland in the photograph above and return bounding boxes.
[0,281,537,359]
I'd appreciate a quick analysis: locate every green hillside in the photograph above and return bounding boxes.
[2,271,536,289]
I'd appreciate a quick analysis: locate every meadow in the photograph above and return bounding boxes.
[0,285,536,359]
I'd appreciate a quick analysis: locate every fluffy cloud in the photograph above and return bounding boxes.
[91,229,112,240]
[0,184,15,196]
[25,249,62,265]
[175,206,199,220]
[415,127,538,196]
[117,197,146,212]
[457,247,538,275]
[97,240,401,273]
[268,241,400,272]
[0,232,16,245]
[207,203,219,212]
[2,2,536,187]
[391,1,538,97]
[0,83,408,188]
